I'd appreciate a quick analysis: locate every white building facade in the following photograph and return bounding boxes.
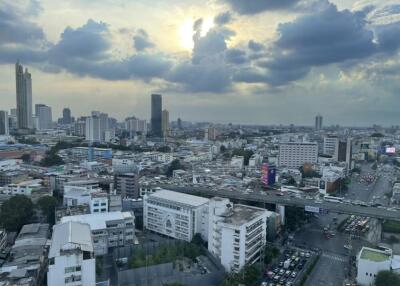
[278,142,318,169]
[143,190,209,242]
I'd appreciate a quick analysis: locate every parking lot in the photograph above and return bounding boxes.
[261,247,316,286]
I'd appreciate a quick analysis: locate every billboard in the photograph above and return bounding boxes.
[261,163,269,186]
[386,147,396,155]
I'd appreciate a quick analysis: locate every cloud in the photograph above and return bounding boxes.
[133,28,155,51]
[220,0,300,15]
[248,40,265,52]
[214,11,232,25]
[225,48,246,64]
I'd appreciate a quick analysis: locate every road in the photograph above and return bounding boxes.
[158,184,400,221]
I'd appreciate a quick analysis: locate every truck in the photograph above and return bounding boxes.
[283,259,291,269]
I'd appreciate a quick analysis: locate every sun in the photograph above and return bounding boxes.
[179,18,214,50]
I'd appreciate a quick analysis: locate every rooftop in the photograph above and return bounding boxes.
[148,189,209,207]
[360,247,391,262]
[60,211,134,230]
[221,204,268,226]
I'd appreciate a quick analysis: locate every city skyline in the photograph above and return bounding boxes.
[1,0,400,126]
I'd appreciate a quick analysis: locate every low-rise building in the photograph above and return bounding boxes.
[47,221,96,286]
[143,190,209,242]
[60,211,135,255]
[1,179,42,196]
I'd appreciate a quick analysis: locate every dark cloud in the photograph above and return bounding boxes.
[248,40,265,52]
[214,11,232,25]
[0,3,46,45]
[375,23,400,53]
[220,0,300,15]
[225,48,246,64]
[133,28,155,51]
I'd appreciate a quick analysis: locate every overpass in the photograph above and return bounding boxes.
[157,185,400,221]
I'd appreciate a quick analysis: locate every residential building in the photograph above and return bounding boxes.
[125,117,147,135]
[60,211,135,255]
[143,189,209,242]
[205,127,217,141]
[15,61,33,129]
[162,109,169,137]
[63,185,109,213]
[0,111,9,135]
[47,221,96,286]
[208,197,269,272]
[112,158,137,174]
[35,104,53,130]
[151,94,162,137]
[323,136,339,156]
[1,179,42,196]
[315,114,323,130]
[114,173,139,199]
[278,142,318,169]
[0,223,49,285]
[85,115,101,142]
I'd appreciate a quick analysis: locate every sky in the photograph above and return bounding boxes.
[1,0,400,126]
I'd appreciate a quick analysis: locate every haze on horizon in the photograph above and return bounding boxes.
[1,0,400,126]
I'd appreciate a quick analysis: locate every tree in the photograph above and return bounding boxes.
[232,148,254,166]
[0,195,34,231]
[21,153,31,163]
[166,159,183,177]
[37,196,58,225]
[220,145,227,153]
[157,146,171,153]
[375,271,400,286]
[191,233,205,246]
[264,245,279,264]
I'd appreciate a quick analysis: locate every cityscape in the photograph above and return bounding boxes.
[1,1,400,286]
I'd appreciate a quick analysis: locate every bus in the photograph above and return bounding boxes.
[324,195,344,203]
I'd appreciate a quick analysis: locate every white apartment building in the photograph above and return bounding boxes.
[323,136,339,156]
[60,211,135,255]
[356,246,393,286]
[125,117,147,134]
[278,142,318,169]
[143,190,209,242]
[35,104,53,130]
[1,179,42,196]
[48,221,96,286]
[208,197,269,273]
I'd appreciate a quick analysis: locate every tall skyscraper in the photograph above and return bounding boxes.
[0,111,9,135]
[85,115,101,142]
[177,118,182,130]
[35,104,53,130]
[15,62,33,129]
[62,108,72,124]
[162,109,169,137]
[315,114,323,130]
[151,94,162,137]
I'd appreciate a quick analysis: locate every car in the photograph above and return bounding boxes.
[291,271,297,278]
[273,268,279,273]
[279,262,284,267]
[305,252,311,258]
[285,270,291,277]
[279,269,285,275]
[273,275,280,282]
[261,282,268,286]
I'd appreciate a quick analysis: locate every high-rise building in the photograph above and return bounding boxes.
[162,109,169,137]
[0,111,9,135]
[47,221,96,286]
[62,108,72,124]
[278,142,318,169]
[177,118,182,129]
[315,114,323,130]
[15,61,33,129]
[114,173,140,199]
[125,117,147,135]
[151,94,162,137]
[35,104,52,130]
[204,127,217,141]
[323,136,339,156]
[85,115,101,142]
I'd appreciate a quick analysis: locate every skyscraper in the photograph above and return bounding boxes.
[162,109,169,137]
[62,108,72,124]
[315,114,323,130]
[0,111,9,135]
[151,94,162,137]
[15,62,33,129]
[85,115,101,142]
[35,104,53,130]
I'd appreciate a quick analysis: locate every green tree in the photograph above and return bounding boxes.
[220,145,227,153]
[37,196,58,225]
[264,245,279,264]
[191,233,205,246]
[285,206,306,231]
[0,195,34,231]
[232,148,254,166]
[21,153,31,163]
[166,159,183,177]
[40,152,64,167]
[375,270,400,286]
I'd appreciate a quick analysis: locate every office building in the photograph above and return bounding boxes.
[74,117,86,137]
[0,111,9,135]
[143,189,209,242]
[62,107,72,124]
[208,197,269,272]
[278,142,318,169]
[85,115,101,142]
[47,221,96,286]
[15,61,33,129]
[112,158,137,174]
[0,223,49,285]
[60,211,136,256]
[205,127,217,141]
[151,94,162,137]
[114,172,140,199]
[35,104,53,130]
[315,114,323,130]
[162,109,169,137]
[337,138,352,169]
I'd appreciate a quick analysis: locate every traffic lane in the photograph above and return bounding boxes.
[305,254,347,286]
